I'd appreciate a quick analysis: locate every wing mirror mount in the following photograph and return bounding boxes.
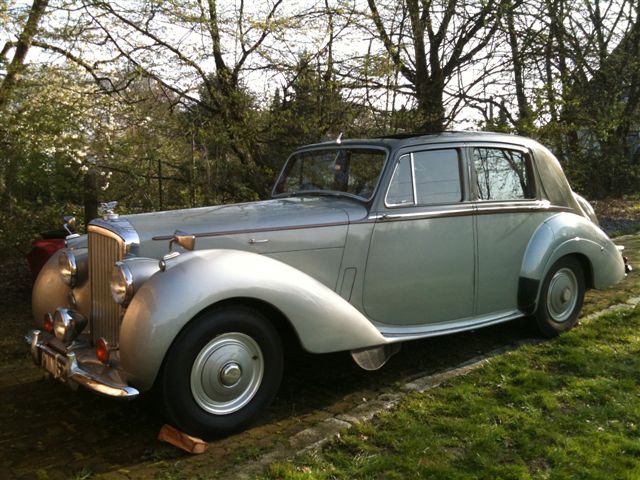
[170,230,196,252]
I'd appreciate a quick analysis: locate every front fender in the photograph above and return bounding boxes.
[519,213,625,311]
[32,247,91,326]
[119,249,385,391]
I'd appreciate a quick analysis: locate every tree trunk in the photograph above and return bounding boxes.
[506,5,530,132]
[83,169,99,225]
[416,78,445,133]
[0,0,49,112]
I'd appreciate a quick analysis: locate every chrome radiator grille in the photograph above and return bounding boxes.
[88,226,125,344]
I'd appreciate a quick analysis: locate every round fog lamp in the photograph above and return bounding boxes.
[59,249,78,286]
[110,262,134,306]
[52,308,86,344]
[53,308,75,343]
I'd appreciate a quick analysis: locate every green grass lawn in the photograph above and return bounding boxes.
[264,306,640,479]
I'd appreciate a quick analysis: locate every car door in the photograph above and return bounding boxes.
[469,144,548,316]
[362,146,476,327]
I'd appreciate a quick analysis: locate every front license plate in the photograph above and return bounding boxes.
[41,349,64,379]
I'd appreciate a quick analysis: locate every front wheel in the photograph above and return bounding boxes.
[161,306,283,438]
[535,257,585,338]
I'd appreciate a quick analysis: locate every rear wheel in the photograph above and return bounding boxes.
[535,257,585,337]
[162,306,283,438]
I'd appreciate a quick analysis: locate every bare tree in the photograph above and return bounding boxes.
[365,0,514,132]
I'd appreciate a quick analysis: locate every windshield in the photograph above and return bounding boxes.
[273,148,386,200]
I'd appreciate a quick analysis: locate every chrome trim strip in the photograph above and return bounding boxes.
[151,203,575,241]
[410,153,417,205]
[475,203,573,215]
[377,310,524,341]
[152,220,355,241]
[373,207,474,222]
[372,203,573,223]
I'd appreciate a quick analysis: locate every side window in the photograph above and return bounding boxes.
[413,150,461,204]
[386,149,462,207]
[473,148,533,201]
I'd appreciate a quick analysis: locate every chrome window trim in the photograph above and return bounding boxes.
[384,148,464,209]
[470,146,537,202]
[384,154,415,208]
[270,144,390,202]
[410,153,418,205]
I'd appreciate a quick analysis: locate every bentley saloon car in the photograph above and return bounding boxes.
[28,132,625,437]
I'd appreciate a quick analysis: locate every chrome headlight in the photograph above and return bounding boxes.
[53,308,87,344]
[110,262,134,305]
[59,249,78,286]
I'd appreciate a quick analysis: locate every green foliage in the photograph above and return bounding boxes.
[0,66,194,252]
[1,66,93,252]
[261,307,640,479]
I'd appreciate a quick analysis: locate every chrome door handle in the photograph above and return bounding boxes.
[248,238,270,244]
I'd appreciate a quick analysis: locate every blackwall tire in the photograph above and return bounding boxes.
[161,306,283,438]
[535,257,585,338]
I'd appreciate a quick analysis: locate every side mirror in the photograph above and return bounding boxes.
[170,230,196,251]
[63,216,77,235]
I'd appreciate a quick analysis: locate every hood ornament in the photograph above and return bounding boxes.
[99,201,119,220]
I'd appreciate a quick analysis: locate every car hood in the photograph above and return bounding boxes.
[119,196,368,258]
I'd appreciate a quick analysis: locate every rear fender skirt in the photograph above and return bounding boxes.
[519,213,625,312]
[119,249,386,391]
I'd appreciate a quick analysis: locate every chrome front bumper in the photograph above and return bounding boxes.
[27,330,139,398]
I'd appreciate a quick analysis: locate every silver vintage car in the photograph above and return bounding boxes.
[29,132,625,437]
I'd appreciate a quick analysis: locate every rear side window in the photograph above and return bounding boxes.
[473,148,533,201]
[386,149,462,206]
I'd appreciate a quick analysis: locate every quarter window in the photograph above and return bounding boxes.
[473,148,533,201]
[386,149,462,206]
[386,156,414,205]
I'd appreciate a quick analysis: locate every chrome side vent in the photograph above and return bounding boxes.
[88,226,125,345]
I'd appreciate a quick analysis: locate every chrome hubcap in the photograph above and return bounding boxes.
[219,362,242,387]
[190,333,263,415]
[546,268,578,323]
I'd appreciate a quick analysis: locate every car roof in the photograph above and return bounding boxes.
[299,131,539,151]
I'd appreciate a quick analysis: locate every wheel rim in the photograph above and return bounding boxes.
[546,267,579,323]
[190,332,264,415]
